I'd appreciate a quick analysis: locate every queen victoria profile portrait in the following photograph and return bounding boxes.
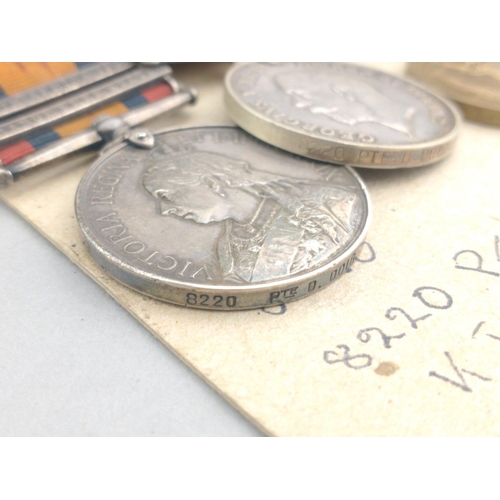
[143,148,360,284]
[274,69,418,138]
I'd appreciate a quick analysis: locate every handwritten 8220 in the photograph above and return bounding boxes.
[321,235,500,394]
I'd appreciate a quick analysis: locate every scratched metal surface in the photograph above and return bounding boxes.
[1,63,499,436]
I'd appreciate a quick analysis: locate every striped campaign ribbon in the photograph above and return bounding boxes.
[0,62,173,166]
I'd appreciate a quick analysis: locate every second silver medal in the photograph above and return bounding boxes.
[225,62,461,169]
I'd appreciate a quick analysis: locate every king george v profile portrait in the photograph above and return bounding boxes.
[274,68,418,138]
[143,149,360,284]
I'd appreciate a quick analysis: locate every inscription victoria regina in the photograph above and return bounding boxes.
[75,126,371,310]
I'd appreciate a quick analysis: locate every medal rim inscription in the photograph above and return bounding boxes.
[224,62,462,169]
[75,126,371,310]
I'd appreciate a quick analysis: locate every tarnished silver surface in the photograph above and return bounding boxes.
[0,64,172,146]
[0,62,135,120]
[75,126,371,310]
[225,63,462,169]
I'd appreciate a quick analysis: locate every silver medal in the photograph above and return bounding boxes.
[224,62,462,169]
[75,126,371,310]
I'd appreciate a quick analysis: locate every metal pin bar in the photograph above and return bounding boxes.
[1,84,196,185]
[0,62,136,120]
[0,64,172,147]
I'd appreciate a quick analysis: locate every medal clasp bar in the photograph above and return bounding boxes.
[0,63,174,147]
[0,62,138,121]
[0,67,197,187]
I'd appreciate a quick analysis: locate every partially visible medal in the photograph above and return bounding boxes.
[224,62,462,169]
[75,126,370,310]
[407,62,500,127]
